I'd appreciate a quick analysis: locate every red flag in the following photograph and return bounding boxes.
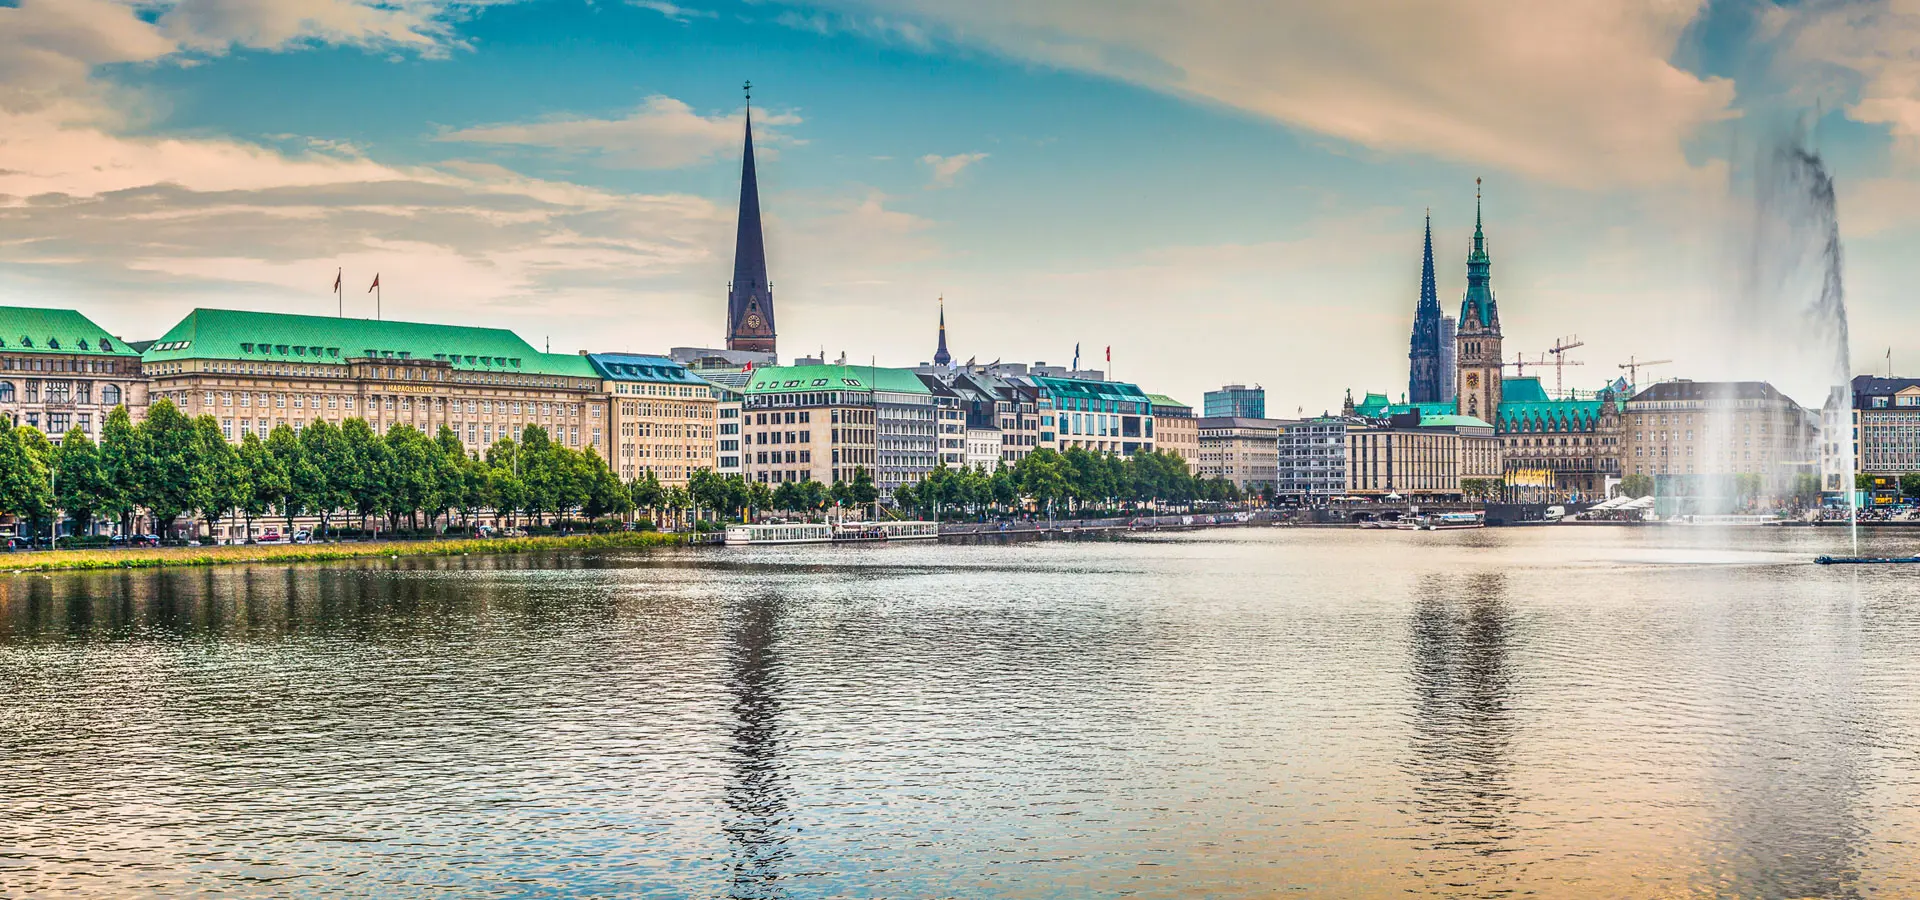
[1105,345,1111,363]
[367,274,380,292]
[332,270,341,292]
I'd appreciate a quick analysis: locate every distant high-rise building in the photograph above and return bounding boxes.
[1408,212,1445,404]
[1204,384,1265,419]
[726,86,776,355]
[1438,315,1457,403]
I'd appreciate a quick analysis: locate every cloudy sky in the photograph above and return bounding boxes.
[1,0,1916,411]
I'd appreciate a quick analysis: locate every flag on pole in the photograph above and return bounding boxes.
[1105,345,1111,363]
[1072,343,1080,370]
[368,274,380,292]
[333,270,342,292]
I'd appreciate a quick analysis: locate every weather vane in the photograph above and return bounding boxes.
[744,80,752,101]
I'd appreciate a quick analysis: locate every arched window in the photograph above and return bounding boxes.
[100,384,122,407]
[0,381,13,402]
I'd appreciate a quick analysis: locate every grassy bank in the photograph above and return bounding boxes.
[1,531,690,574]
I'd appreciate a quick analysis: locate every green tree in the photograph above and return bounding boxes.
[341,418,391,532]
[1620,473,1655,499]
[581,449,633,521]
[746,479,773,523]
[294,420,347,537]
[238,431,287,541]
[53,429,112,536]
[135,399,197,538]
[98,405,140,534]
[0,426,54,539]
[628,470,665,524]
[190,415,244,542]
[1900,473,1920,503]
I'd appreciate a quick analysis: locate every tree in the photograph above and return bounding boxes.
[53,429,113,536]
[746,479,772,523]
[1900,473,1920,503]
[238,431,287,542]
[581,450,632,521]
[190,415,244,541]
[341,418,390,531]
[629,470,665,523]
[0,426,54,538]
[848,466,878,509]
[98,405,140,535]
[293,420,345,537]
[135,399,197,538]
[1620,473,1655,499]
[772,481,801,516]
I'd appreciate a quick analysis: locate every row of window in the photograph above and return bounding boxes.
[0,381,123,406]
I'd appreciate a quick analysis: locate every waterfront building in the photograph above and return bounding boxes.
[0,306,147,441]
[874,373,937,498]
[1203,384,1266,419]
[1344,412,1501,499]
[1622,380,1816,478]
[742,364,939,488]
[711,381,745,477]
[585,353,718,485]
[938,369,1047,464]
[1488,376,1625,501]
[1035,375,1154,456]
[1842,375,1920,483]
[140,309,608,456]
[965,427,1004,471]
[1196,416,1281,491]
[1454,182,1503,422]
[920,374,968,468]
[725,95,777,356]
[1146,394,1198,472]
[1277,416,1349,501]
[1407,213,1446,404]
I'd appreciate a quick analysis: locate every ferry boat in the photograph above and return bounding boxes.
[1416,511,1485,531]
[724,520,940,546]
[832,524,889,543]
[724,522,833,545]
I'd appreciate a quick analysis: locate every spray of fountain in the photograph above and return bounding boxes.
[1723,124,1854,547]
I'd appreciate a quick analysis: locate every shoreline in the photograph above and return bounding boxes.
[0,531,687,574]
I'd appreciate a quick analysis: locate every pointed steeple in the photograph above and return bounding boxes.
[932,296,951,366]
[727,81,776,354]
[1419,210,1438,314]
[1407,209,1444,404]
[1460,177,1497,330]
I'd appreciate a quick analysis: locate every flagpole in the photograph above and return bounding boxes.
[377,281,382,321]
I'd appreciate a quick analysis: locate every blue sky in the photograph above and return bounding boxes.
[2,0,1917,411]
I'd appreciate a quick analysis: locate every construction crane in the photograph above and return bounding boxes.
[1618,355,1671,386]
[1546,335,1586,397]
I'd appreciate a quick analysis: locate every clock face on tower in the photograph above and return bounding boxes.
[745,313,764,330]
[1466,372,1480,389]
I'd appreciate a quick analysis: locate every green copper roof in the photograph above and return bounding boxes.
[1145,393,1191,411]
[744,364,930,395]
[1031,375,1150,404]
[140,308,597,378]
[0,306,139,356]
[1353,390,1453,420]
[1415,414,1494,429]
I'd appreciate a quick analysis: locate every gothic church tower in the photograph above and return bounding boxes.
[1455,180,1503,421]
[726,83,776,354]
[1407,212,1443,404]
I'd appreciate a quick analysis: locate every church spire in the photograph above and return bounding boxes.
[1420,209,1438,313]
[1407,209,1444,404]
[932,296,951,366]
[726,80,776,354]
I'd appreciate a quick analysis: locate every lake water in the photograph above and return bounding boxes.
[3,526,1919,898]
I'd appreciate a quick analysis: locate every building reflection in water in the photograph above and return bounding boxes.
[1403,572,1518,888]
[722,591,792,899]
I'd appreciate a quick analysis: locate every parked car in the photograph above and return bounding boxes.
[291,530,313,544]
[131,534,162,547]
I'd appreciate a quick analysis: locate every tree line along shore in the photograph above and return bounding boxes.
[0,399,1252,548]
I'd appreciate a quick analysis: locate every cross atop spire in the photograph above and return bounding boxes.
[1461,177,1497,329]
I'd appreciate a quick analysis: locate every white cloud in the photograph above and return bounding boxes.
[437,96,801,169]
[1773,0,1920,159]
[627,0,716,22]
[919,151,987,188]
[781,0,1736,187]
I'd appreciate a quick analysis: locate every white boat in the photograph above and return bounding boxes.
[724,523,833,545]
[1417,512,1485,531]
[724,520,939,546]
